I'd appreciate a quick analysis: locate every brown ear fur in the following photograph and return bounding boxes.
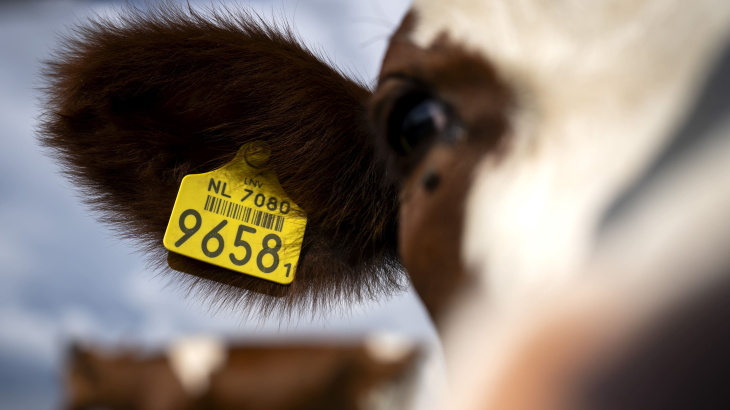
[39,4,403,318]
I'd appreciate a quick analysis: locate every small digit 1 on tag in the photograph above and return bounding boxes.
[162,141,306,285]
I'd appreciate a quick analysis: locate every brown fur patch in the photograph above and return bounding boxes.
[38,4,404,318]
[369,12,512,319]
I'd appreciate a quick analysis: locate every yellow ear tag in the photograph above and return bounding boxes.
[163,142,306,285]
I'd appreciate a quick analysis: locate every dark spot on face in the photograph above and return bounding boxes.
[420,167,441,192]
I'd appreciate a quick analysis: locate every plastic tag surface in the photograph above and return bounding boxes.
[163,142,306,284]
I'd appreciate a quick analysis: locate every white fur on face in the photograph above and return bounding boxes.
[403,0,730,408]
[411,0,730,300]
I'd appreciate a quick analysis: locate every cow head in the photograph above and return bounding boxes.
[42,1,730,408]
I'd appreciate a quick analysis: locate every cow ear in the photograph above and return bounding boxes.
[40,4,402,316]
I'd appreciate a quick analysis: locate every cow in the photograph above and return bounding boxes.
[40,1,730,409]
[65,335,417,410]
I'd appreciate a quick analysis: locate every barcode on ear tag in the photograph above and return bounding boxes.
[163,142,306,285]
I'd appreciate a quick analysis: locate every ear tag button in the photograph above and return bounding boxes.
[163,141,306,285]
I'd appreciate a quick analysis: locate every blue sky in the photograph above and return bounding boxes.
[0,1,442,409]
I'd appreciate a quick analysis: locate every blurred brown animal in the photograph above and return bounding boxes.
[65,339,417,410]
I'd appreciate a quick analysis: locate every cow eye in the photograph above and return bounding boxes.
[388,94,449,155]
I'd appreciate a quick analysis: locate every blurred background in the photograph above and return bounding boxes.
[0,1,442,409]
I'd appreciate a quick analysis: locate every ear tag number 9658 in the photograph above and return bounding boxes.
[163,142,306,285]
